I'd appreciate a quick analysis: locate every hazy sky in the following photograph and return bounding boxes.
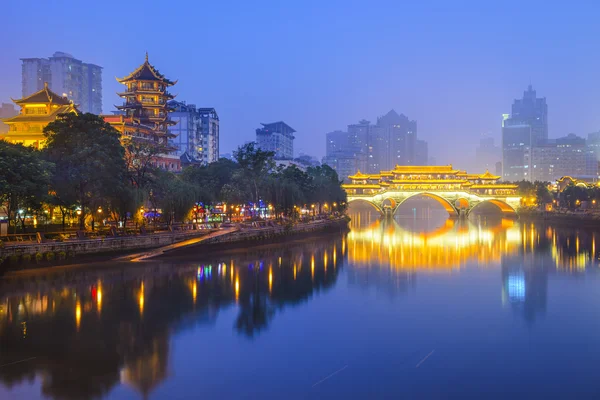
[2,0,600,169]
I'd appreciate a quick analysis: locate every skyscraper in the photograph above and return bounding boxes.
[510,85,548,146]
[502,86,548,181]
[21,52,102,114]
[255,121,295,159]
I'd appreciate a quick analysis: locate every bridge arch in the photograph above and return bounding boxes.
[382,198,397,209]
[468,199,516,216]
[394,192,458,216]
[347,198,384,214]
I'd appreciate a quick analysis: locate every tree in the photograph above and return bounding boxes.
[181,158,239,204]
[560,184,589,209]
[534,181,553,206]
[151,170,197,228]
[122,135,170,189]
[307,165,347,213]
[233,143,274,205]
[43,113,127,230]
[0,142,53,233]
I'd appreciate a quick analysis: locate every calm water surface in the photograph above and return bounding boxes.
[2,212,600,399]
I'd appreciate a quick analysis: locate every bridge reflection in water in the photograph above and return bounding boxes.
[347,207,600,272]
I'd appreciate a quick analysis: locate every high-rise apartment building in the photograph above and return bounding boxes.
[21,52,102,114]
[371,110,417,172]
[198,108,219,164]
[502,86,548,181]
[169,101,201,161]
[531,134,587,182]
[256,121,295,159]
[167,102,220,165]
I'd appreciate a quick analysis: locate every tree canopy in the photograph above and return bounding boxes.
[43,113,128,229]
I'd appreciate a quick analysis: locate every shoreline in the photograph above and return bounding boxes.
[0,217,349,273]
[518,210,600,228]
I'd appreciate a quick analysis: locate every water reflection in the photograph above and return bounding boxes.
[2,213,600,398]
[0,236,344,399]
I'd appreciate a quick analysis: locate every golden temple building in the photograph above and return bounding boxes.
[0,82,77,148]
[102,53,181,171]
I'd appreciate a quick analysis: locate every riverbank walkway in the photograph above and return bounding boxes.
[118,227,239,262]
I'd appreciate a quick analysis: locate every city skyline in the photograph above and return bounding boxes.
[2,1,600,166]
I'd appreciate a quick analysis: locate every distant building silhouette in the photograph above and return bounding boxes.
[256,121,295,159]
[21,51,102,114]
[322,130,366,182]
[323,110,427,181]
[502,86,548,181]
[531,133,588,182]
[0,103,17,134]
[476,136,501,173]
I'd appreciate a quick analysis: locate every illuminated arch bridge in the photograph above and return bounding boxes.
[342,165,521,217]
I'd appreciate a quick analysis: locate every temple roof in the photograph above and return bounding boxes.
[116,53,177,85]
[2,103,76,124]
[479,170,500,180]
[11,83,71,106]
[348,170,369,179]
[391,165,459,174]
[341,184,381,189]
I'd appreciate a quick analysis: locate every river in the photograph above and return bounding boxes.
[1,210,600,399]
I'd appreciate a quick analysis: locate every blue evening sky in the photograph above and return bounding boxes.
[2,0,600,168]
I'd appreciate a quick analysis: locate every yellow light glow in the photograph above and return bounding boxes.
[75,301,81,330]
[97,287,102,313]
[139,282,145,315]
[311,255,315,280]
[235,278,240,300]
[269,269,273,292]
[193,281,197,303]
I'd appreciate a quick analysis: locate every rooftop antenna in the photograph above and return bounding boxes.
[145,51,149,62]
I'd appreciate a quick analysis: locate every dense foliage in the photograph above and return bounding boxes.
[0,114,347,232]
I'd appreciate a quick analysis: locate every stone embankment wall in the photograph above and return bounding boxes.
[179,219,349,252]
[0,230,214,258]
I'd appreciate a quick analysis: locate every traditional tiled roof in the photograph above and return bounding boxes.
[341,184,381,189]
[11,83,71,106]
[471,184,518,189]
[348,170,369,180]
[116,53,176,85]
[480,170,500,180]
[2,104,76,124]
[392,165,456,173]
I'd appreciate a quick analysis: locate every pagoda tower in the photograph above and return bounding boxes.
[108,53,180,171]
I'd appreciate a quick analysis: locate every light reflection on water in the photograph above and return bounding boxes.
[1,210,600,398]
